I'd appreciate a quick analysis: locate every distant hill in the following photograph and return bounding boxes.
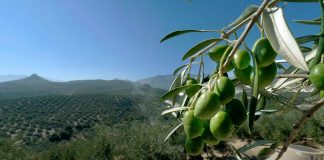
[0,74,165,99]
[0,74,28,82]
[138,74,174,90]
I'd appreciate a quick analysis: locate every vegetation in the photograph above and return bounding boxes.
[160,0,324,159]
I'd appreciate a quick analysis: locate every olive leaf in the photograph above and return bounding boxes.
[160,30,219,43]
[281,0,319,2]
[263,7,309,71]
[164,122,183,142]
[241,88,249,110]
[229,5,259,27]
[231,146,243,160]
[182,38,221,61]
[256,96,267,111]
[254,96,267,120]
[161,84,201,102]
[294,17,321,25]
[276,63,287,71]
[173,64,189,76]
[255,109,280,116]
[243,42,258,132]
[238,140,276,153]
[296,35,320,45]
[162,107,188,116]
[299,46,312,52]
[169,73,183,106]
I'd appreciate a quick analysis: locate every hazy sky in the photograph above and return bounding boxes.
[0,0,320,81]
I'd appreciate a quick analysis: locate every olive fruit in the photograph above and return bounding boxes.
[185,78,200,98]
[233,50,251,70]
[210,111,233,140]
[224,62,234,72]
[234,65,252,85]
[185,137,204,156]
[225,99,247,126]
[214,76,235,104]
[257,147,276,158]
[209,44,232,62]
[183,110,204,138]
[251,62,277,88]
[201,122,220,145]
[252,38,277,67]
[309,63,324,90]
[194,91,220,119]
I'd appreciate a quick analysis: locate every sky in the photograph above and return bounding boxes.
[0,0,320,81]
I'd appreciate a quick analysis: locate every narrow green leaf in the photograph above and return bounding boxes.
[161,84,201,102]
[243,42,258,132]
[255,110,280,116]
[249,50,259,132]
[309,0,324,69]
[299,46,312,52]
[241,88,249,110]
[256,96,267,111]
[238,140,275,153]
[164,122,183,142]
[254,96,266,121]
[281,0,319,2]
[160,30,219,43]
[169,72,182,90]
[173,64,188,76]
[229,5,259,27]
[231,146,243,160]
[276,63,286,71]
[182,38,220,61]
[162,107,189,116]
[296,35,320,45]
[294,18,321,25]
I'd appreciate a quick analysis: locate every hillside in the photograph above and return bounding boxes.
[0,74,167,143]
[138,74,174,90]
[0,74,165,99]
[0,94,163,143]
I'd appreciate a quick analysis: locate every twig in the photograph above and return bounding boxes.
[276,74,309,78]
[275,99,324,160]
[259,89,303,112]
[191,5,261,60]
[221,0,271,73]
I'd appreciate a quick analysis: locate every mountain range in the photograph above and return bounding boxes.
[138,74,174,90]
[0,74,166,99]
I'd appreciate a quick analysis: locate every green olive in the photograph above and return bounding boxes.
[225,99,247,126]
[309,63,324,90]
[252,38,277,67]
[214,76,235,104]
[251,62,277,88]
[210,111,233,140]
[185,78,201,98]
[194,91,220,119]
[233,50,251,70]
[185,137,204,156]
[183,110,204,138]
[234,65,252,85]
[209,44,232,62]
[201,122,220,145]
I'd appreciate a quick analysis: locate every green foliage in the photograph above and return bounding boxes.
[37,121,183,160]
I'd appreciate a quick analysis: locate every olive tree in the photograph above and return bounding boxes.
[160,0,324,159]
